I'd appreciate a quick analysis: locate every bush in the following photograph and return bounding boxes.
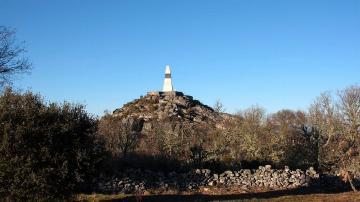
[0,88,105,201]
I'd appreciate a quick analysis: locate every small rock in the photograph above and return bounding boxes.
[208,181,216,186]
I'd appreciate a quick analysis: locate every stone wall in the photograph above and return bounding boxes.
[95,166,321,194]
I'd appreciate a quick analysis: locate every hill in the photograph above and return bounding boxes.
[113,91,231,133]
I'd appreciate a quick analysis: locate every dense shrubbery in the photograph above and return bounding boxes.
[124,108,319,171]
[0,88,105,201]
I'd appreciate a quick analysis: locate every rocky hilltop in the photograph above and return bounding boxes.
[113,91,230,131]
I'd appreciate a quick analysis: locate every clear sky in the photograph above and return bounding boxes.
[1,0,359,116]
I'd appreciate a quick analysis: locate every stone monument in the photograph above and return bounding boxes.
[147,65,185,97]
[163,65,173,92]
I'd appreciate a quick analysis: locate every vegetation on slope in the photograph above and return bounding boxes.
[1,84,360,200]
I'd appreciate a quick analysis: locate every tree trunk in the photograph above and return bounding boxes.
[348,174,358,192]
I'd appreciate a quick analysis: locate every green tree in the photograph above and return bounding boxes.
[0,88,105,201]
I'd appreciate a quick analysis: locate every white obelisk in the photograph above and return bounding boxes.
[162,65,173,92]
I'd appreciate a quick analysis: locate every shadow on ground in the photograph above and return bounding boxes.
[102,187,348,202]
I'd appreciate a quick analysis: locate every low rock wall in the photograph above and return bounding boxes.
[96,166,321,194]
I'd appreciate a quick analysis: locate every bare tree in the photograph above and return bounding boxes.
[309,86,360,191]
[338,85,360,142]
[337,85,360,191]
[309,92,341,146]
[98,114,143,158]
[266,110,297,165]
[213,99,225,113]
[236,106,266,160]
[0,26,31,86]
[308,92,345,172]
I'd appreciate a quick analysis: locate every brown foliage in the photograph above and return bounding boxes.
[98,114,143,159]
[99,85,360,181]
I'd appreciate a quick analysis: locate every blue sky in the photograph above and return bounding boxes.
[1,0,359,116]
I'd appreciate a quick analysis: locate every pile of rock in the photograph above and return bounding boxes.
[95,166,320,194]
[207,165,314,189]
[112,92,228,132]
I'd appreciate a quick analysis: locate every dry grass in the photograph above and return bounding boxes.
[76,191,360,202]
[234,192,360,202]
[76,193,128,201]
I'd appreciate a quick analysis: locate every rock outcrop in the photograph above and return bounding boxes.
[113,91,230,132]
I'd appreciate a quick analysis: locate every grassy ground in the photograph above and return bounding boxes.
[76,190,360,202]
